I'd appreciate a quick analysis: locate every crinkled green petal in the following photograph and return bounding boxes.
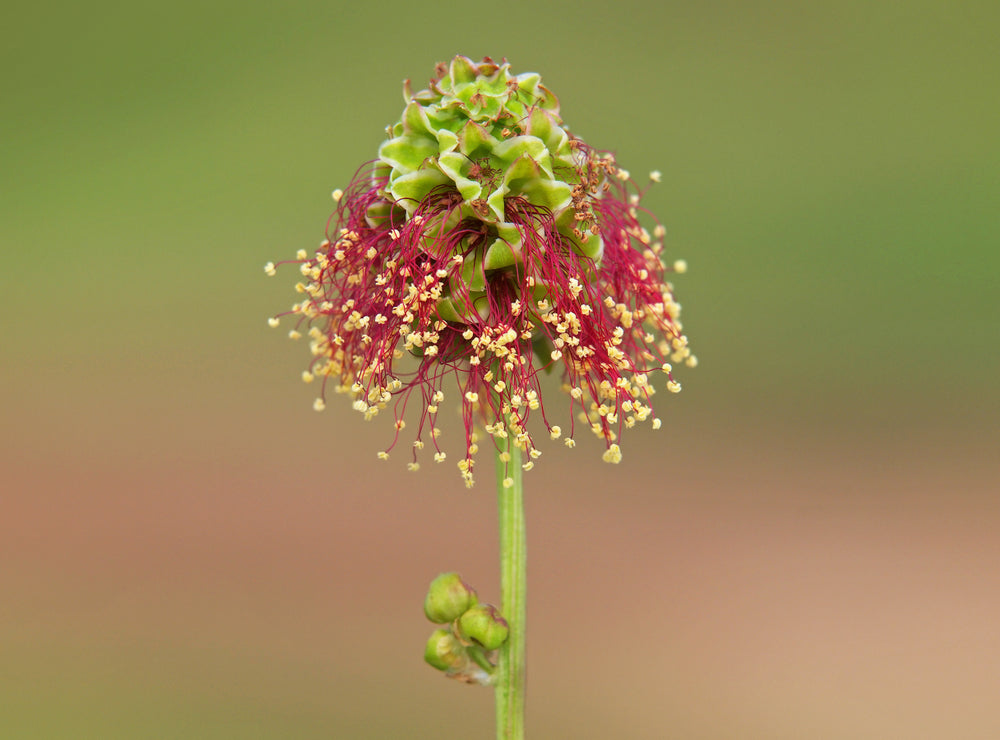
[458,120,499,158]
[402,101,434,137]
[379,134,438,173]
[460,246,486,292]
[484,237,518,271]
[438,152,483,201]
[388,168,450,213]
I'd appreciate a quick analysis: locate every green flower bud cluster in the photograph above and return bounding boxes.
[423,572,509,684]
[374,55,603,323]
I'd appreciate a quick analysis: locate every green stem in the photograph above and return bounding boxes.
[495,439,526,739]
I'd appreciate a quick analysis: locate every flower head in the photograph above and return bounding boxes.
[269,56,693,487]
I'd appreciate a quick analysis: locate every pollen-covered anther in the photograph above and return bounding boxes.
[667,380,682,393]
[264,262,277,276]
[602,444,623,464]
[313,398,326,412]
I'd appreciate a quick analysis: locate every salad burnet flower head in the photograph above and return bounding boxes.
[267,56,694,487]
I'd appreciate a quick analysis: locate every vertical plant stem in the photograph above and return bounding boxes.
[495,439,526,740]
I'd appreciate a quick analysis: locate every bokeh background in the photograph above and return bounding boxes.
[3,1,998,737]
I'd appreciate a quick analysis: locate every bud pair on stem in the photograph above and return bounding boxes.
[424,572,509,684]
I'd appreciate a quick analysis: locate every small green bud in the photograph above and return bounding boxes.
[424,572,478,624]
[424,628,468,672]
[456,604,509,651]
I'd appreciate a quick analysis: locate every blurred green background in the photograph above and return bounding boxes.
[3,1,998,737]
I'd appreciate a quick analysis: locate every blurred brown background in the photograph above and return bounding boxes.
[3,1,998,737]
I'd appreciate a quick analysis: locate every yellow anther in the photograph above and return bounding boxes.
[667,380,682,393]
[652,418,662,430]
[313,398,326,412]
[377,451,389,460]
[301,371,314,383]
[602,444,623,464]
[649,170,662,183]
[264,262,276,276]
[549,426,562,440]
[503,477,514,489]
[673,259,688,274]
[268,317,280,328]
[407,462,420,472]
[332,189,344,202]
[564,438,576,448]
